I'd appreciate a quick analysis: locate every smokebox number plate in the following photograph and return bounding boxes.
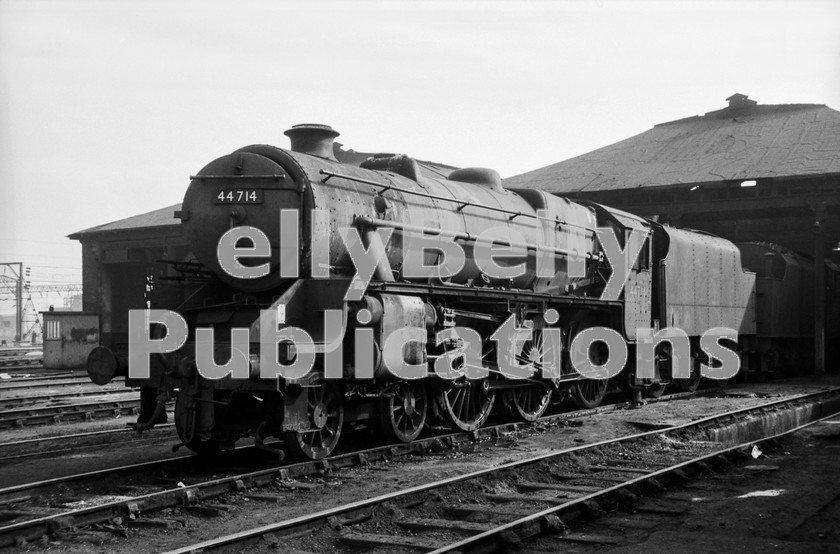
[214,189,264,204]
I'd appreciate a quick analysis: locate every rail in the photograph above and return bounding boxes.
[164,387,840,553]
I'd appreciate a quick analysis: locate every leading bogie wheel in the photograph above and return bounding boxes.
[284,381,344,460]
[643,382,667,399]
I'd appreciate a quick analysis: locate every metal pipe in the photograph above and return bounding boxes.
[361,227,395,281]
[354,215,599,262]
[321,170,592,232]
[189,174,286,181]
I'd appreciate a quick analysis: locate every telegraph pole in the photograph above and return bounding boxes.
[0,262,24,344]
[16,263,23,344]
[0,265,76,344]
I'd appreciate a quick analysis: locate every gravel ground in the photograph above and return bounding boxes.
[7,373,837,553]
[0,413,180,489]
[526,413,840,553]
[0,382,128,401]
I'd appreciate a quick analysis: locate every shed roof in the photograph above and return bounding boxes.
[504,95,840,193]
[69,204,181,239]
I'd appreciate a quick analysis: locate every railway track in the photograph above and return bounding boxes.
[0,348,41,359]
[164,388,840,553]
[0,389,706,547]
[0,366,45,373]
[0,398,141,429]
[0,347,41,356]
[0,424,175,463]
[0,364,43,373]
[0,357,42,368]
[0,376,122,391]
[0,387,139,410]
[0,349,44,370]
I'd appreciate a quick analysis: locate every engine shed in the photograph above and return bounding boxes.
[67,204,189,356]
[505,94,840,373]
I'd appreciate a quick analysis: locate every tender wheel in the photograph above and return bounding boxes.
[507,385,552,422]
[435,380,496,432]
[285,381,344,460]
[643,382,667,399]
[380,381,427,443]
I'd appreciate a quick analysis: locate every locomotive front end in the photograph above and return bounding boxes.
[179,124,341,292]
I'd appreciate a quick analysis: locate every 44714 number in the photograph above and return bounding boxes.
[214,189,263,204]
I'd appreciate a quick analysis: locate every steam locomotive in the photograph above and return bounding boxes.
[87,124,791,460]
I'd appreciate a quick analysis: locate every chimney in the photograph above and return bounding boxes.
[284,124,340,161]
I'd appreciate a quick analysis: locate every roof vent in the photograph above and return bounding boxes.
[284,123,340,161]
[448,167,504,192]
[726,93,757,111]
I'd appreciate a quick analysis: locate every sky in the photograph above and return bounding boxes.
[0,0,838,315]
